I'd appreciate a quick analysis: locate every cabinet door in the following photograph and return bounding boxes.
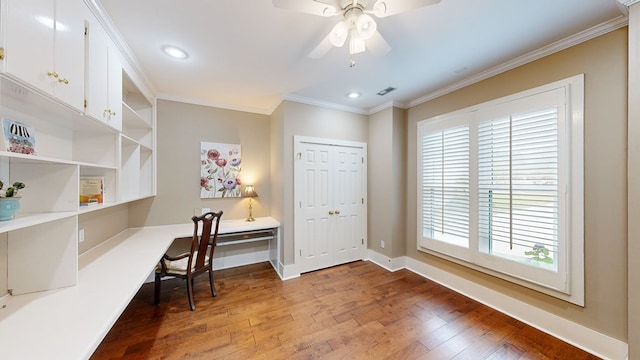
[85,18,122,130]
[4,0,55,95]
[106,45,122,131]
[85,19,109,124]
[53,0,85,111]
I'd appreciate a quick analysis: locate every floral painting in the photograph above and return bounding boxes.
[200,142,242,198]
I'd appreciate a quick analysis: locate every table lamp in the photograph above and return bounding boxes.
[242,185,258,222]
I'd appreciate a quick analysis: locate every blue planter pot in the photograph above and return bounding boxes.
[0,198,20,220]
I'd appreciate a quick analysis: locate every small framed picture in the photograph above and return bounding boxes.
[2,118,36,155]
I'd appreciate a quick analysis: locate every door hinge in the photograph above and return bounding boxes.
[361,198,364,204]
[85,26,88,36]
[84,99,87,108]
[299,201,302,208]
[361,157,364,163]
[300,249,302,256]
[297,152,302,160]
[0,48,5,60]
[361,239,364,245]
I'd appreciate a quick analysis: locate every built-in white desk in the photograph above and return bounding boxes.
[0,216,280,360]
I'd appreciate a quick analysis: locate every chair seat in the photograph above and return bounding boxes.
[156,251,210,276]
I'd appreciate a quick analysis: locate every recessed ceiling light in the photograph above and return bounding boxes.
[162,45,188,59]
[347,92,361,99]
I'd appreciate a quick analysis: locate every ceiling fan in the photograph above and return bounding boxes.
[272,0,441,66]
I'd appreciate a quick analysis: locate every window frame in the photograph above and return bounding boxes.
[417,74,584,306]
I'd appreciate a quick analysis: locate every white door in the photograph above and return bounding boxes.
[294,137,367,273]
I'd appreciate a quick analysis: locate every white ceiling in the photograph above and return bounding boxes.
[96,0,626,115]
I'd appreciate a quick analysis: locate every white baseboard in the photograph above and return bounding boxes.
[280,262,301,280]
[397,254,627,360]
[365,249,405,271]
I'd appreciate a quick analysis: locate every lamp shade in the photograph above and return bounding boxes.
[329,21,349,47]
[243,185,258,198]
[355,14,377,40]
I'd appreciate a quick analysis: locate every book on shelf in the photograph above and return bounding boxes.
[80,177,104,206]
[1,118,36,155]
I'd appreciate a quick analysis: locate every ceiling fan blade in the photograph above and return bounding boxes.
[372,0,440,18]
[272,0,338,16]
[309,32,335,58]
[367,31,391,56]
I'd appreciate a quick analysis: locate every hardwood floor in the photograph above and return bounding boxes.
[91,261,599,360]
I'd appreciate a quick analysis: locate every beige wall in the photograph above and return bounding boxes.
[368,106,407,259]
[78,204,129,253]
[274,101,369,265]
[406,29,628,340]
[628,4,640,358]
[128,99,271,227]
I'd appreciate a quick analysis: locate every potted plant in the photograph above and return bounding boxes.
[0,180,26,220]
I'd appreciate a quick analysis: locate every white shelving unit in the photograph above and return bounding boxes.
[0,42,155,296]
[120,71,155,201]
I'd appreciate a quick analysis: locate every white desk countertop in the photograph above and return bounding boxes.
[0,217,279,360]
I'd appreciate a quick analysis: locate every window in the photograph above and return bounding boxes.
[417,75,584,305]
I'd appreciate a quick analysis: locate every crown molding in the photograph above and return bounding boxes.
[157,93,274,115]
[282,94,369,115]
[408,15,628,108]
[619,0,640,7]
[367,100,408,115]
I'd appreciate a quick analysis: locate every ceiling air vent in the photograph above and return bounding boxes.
[376,87,396,96]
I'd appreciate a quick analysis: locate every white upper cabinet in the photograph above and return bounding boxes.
[85,15,122,131]
[2,0,85,111]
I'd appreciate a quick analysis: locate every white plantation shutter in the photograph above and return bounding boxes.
[422,126,470,247]
[478,107,559,271]
[417,75,584,304]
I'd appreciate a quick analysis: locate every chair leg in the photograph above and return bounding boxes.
[154,273,161,305]
[186,277,196,311]
[208,270,217,298]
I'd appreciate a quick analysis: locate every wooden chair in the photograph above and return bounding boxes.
[154,210,223,310]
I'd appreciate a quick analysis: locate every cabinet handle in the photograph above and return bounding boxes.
[328,211,334,215]
[335,210,340,215]
[58,78,69,85]
[47,71,59,78]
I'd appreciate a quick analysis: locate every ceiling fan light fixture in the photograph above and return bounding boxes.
[330,21,349,47]
[349,36,366,55]
[355,13,376,39]
[349,29,366,54]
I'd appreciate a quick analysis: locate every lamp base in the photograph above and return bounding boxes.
[246,198,255,221]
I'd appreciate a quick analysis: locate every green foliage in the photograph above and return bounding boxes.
[0,180,26,197]
[524,244,554,264]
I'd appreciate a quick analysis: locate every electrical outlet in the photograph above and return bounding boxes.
[201,207,210,215]
[79,229,85,243]
[380,240,385,249]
